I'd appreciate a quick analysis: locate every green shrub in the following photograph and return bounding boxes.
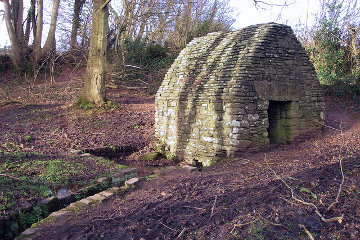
[124,39,171,71]
[310,4,345,85]
[307,0,360,100]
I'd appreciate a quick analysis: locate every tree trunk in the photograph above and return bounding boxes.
[12,0,24,43]
[2,0,25,71]
[136,0,155,40]
[31,0,37,39]
[111,0,133,73]
[32,0,60,78]
[32,0,43,69]
[70,0,86,50]
[24,0,36,47]
[42,0,60,55]
[152,1,173,44]
[80,0,110,106]
[348,26,359,62]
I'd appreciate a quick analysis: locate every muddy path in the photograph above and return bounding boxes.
[26,96,360,240]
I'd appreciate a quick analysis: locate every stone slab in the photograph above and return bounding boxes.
[125,177,139,187]
[181,165,198,172]
[99,191,114,198]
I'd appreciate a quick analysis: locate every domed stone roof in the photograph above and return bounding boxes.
[155,23,324,166]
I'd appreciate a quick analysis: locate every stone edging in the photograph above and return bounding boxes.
[15,177,140,240]
[14,164,199,239]
[1,167,136,240]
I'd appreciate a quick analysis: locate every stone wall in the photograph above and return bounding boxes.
[155,23,324,166]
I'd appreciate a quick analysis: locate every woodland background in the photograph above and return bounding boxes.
[1,1,360,239]
[1,0,360,100]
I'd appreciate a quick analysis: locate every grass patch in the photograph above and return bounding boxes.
[74,97,120,111]
[94,157,127,169]
[145,173,159,181]
[104,100,120,110]
[74,97,95,109]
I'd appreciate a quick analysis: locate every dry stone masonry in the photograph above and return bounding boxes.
[155,23,324,166]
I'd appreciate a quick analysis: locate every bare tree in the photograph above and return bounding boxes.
[70,0,87,50]
[107,0,235,67]
[79,0,111,106]
[1,0,61,73]
[251,0,294,9]
[1,0,26,70]
[79,1,93,50]
[33,0,60,69]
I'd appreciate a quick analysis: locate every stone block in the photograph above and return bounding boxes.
[80,153,92,156]
[21,228,40,236]
[125,177,140,187]
[87,194,106,202]
[99,191,114,198]
[79,198,91,205]
[49,210,68,218]
[181,165,198,172]
[96,177,110,185]
[69,149,82,155]
[111,168,137,186]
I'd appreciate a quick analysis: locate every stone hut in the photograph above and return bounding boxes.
[155,23,324,166]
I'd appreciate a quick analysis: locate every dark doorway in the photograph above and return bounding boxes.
[267,101,293,144]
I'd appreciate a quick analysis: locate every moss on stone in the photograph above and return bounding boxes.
[66,202,87,212]
[201,158,217,167]
[165,153,177,161]
[155,144,166,153]
[30,214,57,229]
[138,152,165,161]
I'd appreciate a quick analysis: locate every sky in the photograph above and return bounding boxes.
[229,0,320,29]
[0,0,321,48]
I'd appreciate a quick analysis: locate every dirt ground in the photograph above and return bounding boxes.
[1,71,360,239]
[0,69,160,222]
[0,69,155,155]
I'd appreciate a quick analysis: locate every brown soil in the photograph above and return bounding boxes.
[0,68,159,161]
[0,69,162,219]
[1,72,360,239]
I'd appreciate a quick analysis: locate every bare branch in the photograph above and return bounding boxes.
[230,218,259,234]
[95,0,111,13]
[253,0,295,7]
[176,227,186,239]
[327,122,346,212]
[209,195,217,219]
[299,224,315,240]
[159,222,177,232]
[264,154,344,224]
